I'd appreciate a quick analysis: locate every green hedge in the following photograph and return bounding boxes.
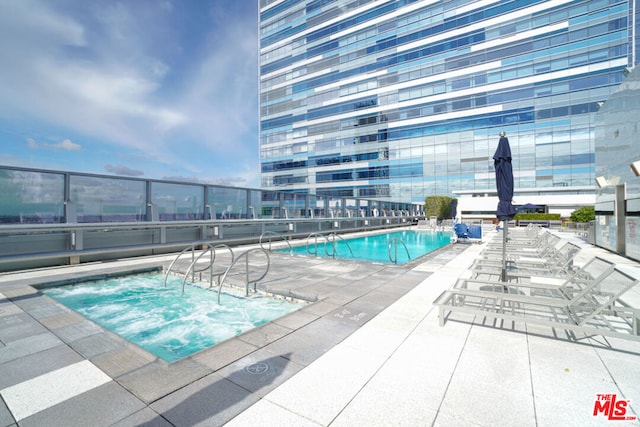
[513,213,561,220]
[424,196,453,220]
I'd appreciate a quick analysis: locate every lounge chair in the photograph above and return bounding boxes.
[460,256,614,296]
[483,231,560,254]
[433,263,640,341]
[488,223,546,242]
[470,241,581,280]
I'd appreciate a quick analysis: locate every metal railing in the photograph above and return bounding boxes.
[164,243,211,288]
[388,238,411,264]
[217,248,271,302]
[305,232,355,259]
[259,231,292,252]
[164,243,236,294]
[325,233,355,259]
[305,232,325,256]
[183,244,235,293]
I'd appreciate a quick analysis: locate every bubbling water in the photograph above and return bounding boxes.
[44,274,304,362]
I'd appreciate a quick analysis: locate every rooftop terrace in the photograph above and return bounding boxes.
[1,228,639,426]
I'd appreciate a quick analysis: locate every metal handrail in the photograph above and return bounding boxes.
[325,233,354,259]
[259,230,292,252]
[306,232,328,256]
[180,244,235,293]
[388,238,411,264]
[217,247,270,303]
[164,242,210,287]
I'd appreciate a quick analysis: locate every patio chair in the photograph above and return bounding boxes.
[460,256,614,297]
[487,224,547,245]
[471,241,581,279]
[453,223,482,243]
[433,264,640,342]
[453,223,469,240]
[483,231,560,254]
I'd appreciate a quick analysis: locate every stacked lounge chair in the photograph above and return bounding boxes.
[471,240,581,282]
[433,229,640,342]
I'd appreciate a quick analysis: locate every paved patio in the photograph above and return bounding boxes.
[1,228,639,426]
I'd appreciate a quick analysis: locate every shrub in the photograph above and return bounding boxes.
[513,213,561,220]
[569,206,595,223]
[424,196,454,220]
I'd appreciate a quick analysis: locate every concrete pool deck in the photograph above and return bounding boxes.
[1,228,640,426]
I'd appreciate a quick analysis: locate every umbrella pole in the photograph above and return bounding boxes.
[501,220,507,282]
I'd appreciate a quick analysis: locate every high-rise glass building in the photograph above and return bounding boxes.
[259,0,638,215]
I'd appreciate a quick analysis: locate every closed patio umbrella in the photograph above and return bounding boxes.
[493,132,516,281]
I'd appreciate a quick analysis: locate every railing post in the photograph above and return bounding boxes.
[145,181,154,221]
[394,241,398,264]
[191,247,196,283]
[204,186,210,220]
[246,189,252,220]
[63,173,77,223]
[245,252,250,296]
[209,247,214,288]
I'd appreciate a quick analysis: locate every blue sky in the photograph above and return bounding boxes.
[0,0,260,187]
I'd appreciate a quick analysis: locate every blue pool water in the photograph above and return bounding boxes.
[43,274,303,362]
[279,230,451,264]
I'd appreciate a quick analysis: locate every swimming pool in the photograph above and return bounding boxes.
[279,230,451,264]
[42,274,304,362]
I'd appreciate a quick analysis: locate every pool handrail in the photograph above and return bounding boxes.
[164,242,213,287]
[388,238,411,264]
[259,231,293,252]
[325,233,355,259]
[180,244,235,293]
[306,232,328,256]
[217,247,271,303]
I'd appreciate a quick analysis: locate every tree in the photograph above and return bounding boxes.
[569,206,595,223]
[424,196,454,220]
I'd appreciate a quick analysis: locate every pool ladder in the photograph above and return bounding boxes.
[388,238,411,264]
[165,244,272,301]
[217,248,270,303]
[164,243,235,294]
[259,231,292,253]
[306,232,354,259]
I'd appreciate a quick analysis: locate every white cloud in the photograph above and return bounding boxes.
[170,5,259,171]
[0,1,260,186]
[53,139,82,151]
[0,0,85,50]
[0,1,187,155]
[26,137,82,151]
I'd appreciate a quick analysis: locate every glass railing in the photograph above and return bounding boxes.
[0,166,424,225]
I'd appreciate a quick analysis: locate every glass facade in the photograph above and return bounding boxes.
[259,0,638,203]
[594,65,640,260]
